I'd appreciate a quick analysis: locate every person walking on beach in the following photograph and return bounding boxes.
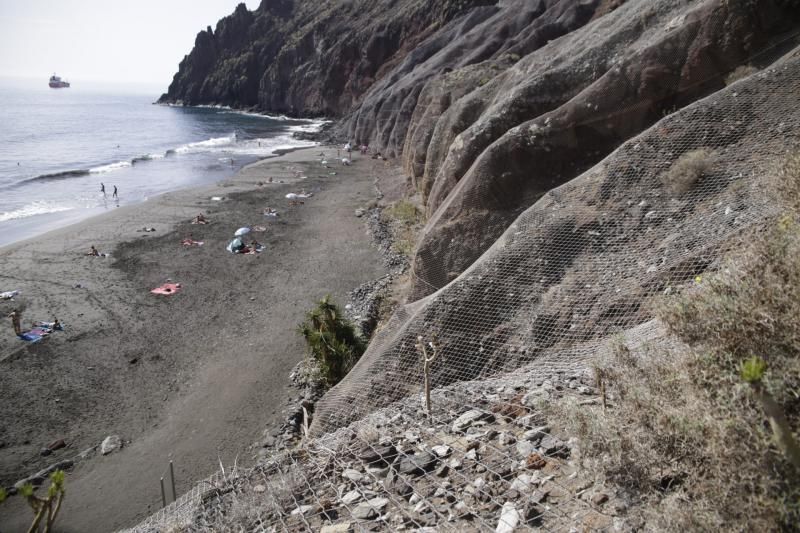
[8,308,21,336]
[100,182,106,195]
[113,185,118,199]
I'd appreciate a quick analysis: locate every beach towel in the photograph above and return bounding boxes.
[18,331,43,342]
[151,283,181,295]
[263,211,279,218]
[1,290,20,300]
[285,192,312,200]
[253,226,267,232]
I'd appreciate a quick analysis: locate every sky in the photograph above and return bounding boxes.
[0,0,259,90]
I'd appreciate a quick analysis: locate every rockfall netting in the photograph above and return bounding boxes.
[125,38,800,533]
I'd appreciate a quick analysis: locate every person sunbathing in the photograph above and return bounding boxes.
[263,207,279,216]
[87,245,100,257]
[192,213,208,224]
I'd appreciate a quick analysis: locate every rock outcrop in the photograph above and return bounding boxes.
[158,0,497,116]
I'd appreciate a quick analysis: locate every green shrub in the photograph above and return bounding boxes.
[298,295,365,386]
[8,469,67,533]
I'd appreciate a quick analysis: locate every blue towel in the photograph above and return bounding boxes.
[18,332,43,342]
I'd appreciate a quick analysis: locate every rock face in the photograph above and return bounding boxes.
[163,0,800,299]
[158,0,497,116]
[311,42,800,434]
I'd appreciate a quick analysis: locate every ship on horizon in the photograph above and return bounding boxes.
[48,74,70,88]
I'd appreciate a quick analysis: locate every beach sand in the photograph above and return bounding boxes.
[0,147,388,531]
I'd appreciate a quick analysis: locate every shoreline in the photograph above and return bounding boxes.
[0,146,389,531]
[0,144,318,252]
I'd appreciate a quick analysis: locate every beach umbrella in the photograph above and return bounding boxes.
[234,227,250,237]
[227,238,243,253]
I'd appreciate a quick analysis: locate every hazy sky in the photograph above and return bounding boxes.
[0,0,258,89]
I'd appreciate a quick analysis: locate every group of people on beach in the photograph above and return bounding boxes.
[100,182,118,198]
[7,308,61,338]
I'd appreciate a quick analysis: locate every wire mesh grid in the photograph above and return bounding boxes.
[124,33,800,533]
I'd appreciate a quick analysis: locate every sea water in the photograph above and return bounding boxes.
[0,78,322,247]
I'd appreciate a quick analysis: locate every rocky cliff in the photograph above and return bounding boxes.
[158,0,497,116]
[136,1,800,531]
[164,0,800,298]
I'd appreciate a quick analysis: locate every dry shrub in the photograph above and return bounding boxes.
[725,64,759,85]
[553,154,800,530]
[386,199,422,225]
[660,148,717,194]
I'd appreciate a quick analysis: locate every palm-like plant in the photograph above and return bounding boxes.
[298,295,365,386]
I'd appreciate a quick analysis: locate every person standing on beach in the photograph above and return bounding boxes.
[113,185,118,198]
[100,182,106,195]
[8,308,21,336]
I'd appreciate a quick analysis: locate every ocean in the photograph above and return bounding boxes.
[0,78,321,247]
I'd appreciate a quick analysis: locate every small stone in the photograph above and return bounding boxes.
[526,452,547,470]
[448,458,463,469]
[510,474,534,492]
[522,426,549,442]
[592,492,609,506]
[409,493,421,505]
[47,439,66,451]
[343,469,364,482]
[342,490,362,505]
[464,449,478,461]
[531,489,549,504]
[40,448,52,457]
[351,497,388,520]
[78,446,96,460]
[253,485,266,493]
[516,440,534,457]
[358,444,397,466]
[452,410,493,433]
[291,504,316,516]
[321,523,353,533]
[431,445,451,458]
[454,501,471,517]
[398,452,437,475]
[366,466,389,478]
[435,464,450,477]
[100,435,122,455]
[498,433,516,446]
[539,435,570,457]
[355,208,366,217]
[496,502,521,533]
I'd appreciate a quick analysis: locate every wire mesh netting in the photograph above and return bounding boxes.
[125,26,800,533]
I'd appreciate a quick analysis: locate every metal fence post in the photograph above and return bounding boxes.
[169,460,176,503]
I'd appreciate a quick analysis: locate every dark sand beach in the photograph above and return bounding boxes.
[0,148,387,531]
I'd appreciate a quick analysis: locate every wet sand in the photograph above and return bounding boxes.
[0,147,386,531]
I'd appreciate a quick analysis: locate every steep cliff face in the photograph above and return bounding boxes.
[342,0,800,299]
[158,0,497,116]
[164,0,800,300]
